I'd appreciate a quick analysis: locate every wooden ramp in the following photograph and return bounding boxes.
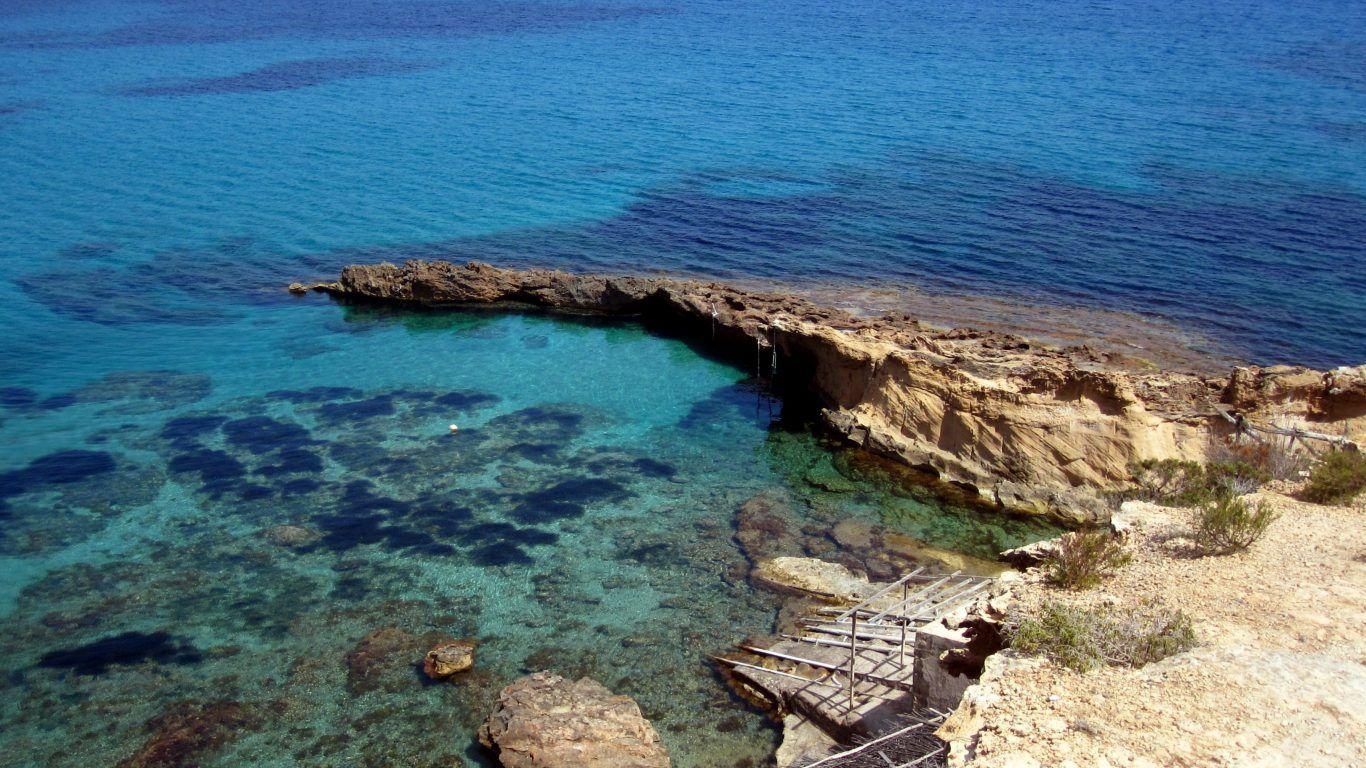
[716,569,992,765]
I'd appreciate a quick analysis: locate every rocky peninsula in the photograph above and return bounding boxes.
[309,260,1366,526]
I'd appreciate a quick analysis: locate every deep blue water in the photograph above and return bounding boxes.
[0,0,1363,765]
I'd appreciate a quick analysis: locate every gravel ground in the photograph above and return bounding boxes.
[955,486,1366,768]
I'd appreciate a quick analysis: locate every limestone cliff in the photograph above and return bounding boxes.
[313,260,1365,524]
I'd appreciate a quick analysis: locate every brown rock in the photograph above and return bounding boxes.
[478,671,670,768]
[344,627,425,694]
[117,700,259,768]
[423,640,476,679]
[734,492,801,563]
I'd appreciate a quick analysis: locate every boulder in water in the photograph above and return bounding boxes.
[478,671,670,768]
[423,640,476,679]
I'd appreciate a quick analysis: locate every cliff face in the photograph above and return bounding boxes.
[317,260,1365,525]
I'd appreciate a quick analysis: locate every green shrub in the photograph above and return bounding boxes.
[1011,601,1196,673]
[1129,459,1209,506]
[1129,456,1271,507]
[1193,494,1279,555]
[1302,450,1366,506]
[1043,530,1132,590]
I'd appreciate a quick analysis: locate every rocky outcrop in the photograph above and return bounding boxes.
[751,556,871,602]
[478,672,669,768]
[315,260,1366,524]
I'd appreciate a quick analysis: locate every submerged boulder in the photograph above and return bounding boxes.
[478,671,669,768]
[423,640,476,679]
[733,491,802,563]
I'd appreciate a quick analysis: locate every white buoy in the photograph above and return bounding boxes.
[449,424,460,433]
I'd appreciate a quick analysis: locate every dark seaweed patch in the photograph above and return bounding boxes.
[468,542,534,567]
[330,575,371,602]
[526,478,630,506]
[38,394,77,411]
[255,449,323,477]
[508,443,561,463]
[37,631,202,675]
[121,57,442,97]
[407,502,475,536]
[265,386,363,404]
[223,416,314,455]
[160,415,227,445]
[316,394,395,424]
[167,448,246,483]
[18,450,117,486]
[433,390,502,411]
[238,484,274,501]
[280,478,322,495]
[677,384,760,430]
[488,406,584,441]
[0,387,37,409]
[509,500,585,524]
[632,458,677,478]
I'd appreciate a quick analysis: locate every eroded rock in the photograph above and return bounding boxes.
[319,260,1366,524]
[478,671,669,768]
[423,640,476,679]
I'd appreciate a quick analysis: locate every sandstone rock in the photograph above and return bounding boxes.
[478,671,669,768]
[287,282,308,294]
[321,260,1365,524]
[751,556,870,602]
[775,714,838,768]
[423,640,476,679]
[999,539,1062,569]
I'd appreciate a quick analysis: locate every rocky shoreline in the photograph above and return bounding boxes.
[304,260,1366,525]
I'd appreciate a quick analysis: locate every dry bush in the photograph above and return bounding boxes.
[1043,530,1132,590]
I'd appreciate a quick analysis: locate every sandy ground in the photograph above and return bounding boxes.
[955,487,1366,768]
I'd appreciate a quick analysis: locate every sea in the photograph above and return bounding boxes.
[0,1,1362,766]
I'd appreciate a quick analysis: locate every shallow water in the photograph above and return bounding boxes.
[0,304,1060,767]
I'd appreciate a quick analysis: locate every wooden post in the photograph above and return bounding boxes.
[848,613,858,714]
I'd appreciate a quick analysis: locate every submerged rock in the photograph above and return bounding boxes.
[733,492,801,563]
[478,671,670,768]
[423,640,476,679]
[116,700,259,768]
[343,627,426,694]
[259,524,320,548]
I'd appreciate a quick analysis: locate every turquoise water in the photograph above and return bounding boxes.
[0,303,1059,767]
[0,0,1362,765]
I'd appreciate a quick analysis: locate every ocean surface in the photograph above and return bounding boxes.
[0,0,1363,766]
